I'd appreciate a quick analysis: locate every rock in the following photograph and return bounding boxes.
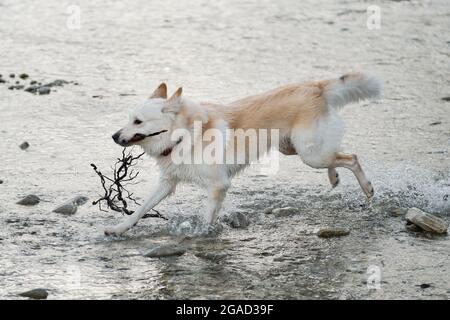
[71,195,89,206]
[317,228,350,238]
[17,194,40,206]
[44,79,69,87]
[405,207,448,234]
[19,73,29,79]
[37,86,51,95]
[442,97,450,102]
[418,283,431,289]
[53,203,77,215]
[19,141,29,150]
[387,207,407,216]
[19,288,48,299]
[24,85,39,93]
[0,179,3,184]
[222,212,250,228]
[195,251,227,262]
[429,121,442,126]
[9,73,15,78]
[8,85,24,90]
[271,207,300,217]
[0,78,6,84]
[53,195,88,215]
[143,244,186,258]
[30,80,37,85]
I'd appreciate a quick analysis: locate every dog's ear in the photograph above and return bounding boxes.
[150,83,167,99]
[162,87,183,113]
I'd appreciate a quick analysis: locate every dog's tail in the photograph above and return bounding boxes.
[322,72,382,110]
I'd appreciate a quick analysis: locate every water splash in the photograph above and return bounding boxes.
[166,215,223,237]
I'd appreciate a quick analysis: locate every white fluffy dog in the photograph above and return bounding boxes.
[105,72,381,236]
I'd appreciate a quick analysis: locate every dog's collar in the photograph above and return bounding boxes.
[160,137,183,157]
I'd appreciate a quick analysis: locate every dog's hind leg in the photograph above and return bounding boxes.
[328,167,339,188]
[331,152,374,198]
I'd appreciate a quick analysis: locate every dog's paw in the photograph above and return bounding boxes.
[364,181,375,199]
[104,225,125,237]
[331,172,340,188]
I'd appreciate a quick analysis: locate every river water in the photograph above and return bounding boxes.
[0,0,449,299]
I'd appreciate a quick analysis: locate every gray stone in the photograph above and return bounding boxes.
[222,212,250,228]
[0,179,3,184]
[8,85,24,90]
[195,251,227,262]
[37,86,51,95]
[53,195,88,215]
[24,85,39,93]
[19,288,48,299]
[17,194,40,206]
[53,203,77,215]
[387,207,407,216]
[19,141,29,150]
[271,207,300,217]
[19,73,29,79]
[143,244,186,258]
[44,79,69,87]
[317,228,350,238]
[405,207,448,234]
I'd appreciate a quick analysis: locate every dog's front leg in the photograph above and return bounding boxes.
[204,185,229,224]
[104,179,176,236]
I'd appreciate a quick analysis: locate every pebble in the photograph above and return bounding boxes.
[387,207,407,216]
[53,203,77,215]
[19,141,29,150]
[442,97,450,102]
[317,228,350,238]
[53,195,88,215]
[405,207,448,234]
[18,288,48,299]
[19,73,29,79]
[9,73,15,78]
[222,212,250,228]
[8,85,24,90]
[195,251,227,262]
[0,179,3,184]
[143,244,186,258]
[17,194,40,206]
[270,207,299,217]
[38,86,51,95]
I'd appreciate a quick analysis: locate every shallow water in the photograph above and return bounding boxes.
[0,0,449,299]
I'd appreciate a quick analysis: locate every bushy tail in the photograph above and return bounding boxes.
[323,72,382,110]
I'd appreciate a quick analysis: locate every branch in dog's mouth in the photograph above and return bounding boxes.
[146,129,168,137]
[90,147,167,219]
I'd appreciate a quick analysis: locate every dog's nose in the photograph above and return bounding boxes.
[112,130,121,143]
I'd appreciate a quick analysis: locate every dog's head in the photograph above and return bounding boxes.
[112,83,183,156]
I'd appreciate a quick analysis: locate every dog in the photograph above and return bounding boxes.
[105,72,381,236]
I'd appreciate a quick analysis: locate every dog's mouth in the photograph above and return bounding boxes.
[121,130,168,146]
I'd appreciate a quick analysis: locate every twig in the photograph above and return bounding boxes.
[90,147,167,220]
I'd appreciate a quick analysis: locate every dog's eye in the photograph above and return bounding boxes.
[134,119,142,125]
